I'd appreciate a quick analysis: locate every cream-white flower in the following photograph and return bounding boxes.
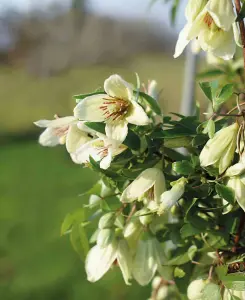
[132,236,167,286]
[34,117,93,154]
[227,175,245,212]
[158,177,187,215]
[200,123,239,174]
[187,279,208,300]
[85,239,132,285]
[71,133,127,169]
[120,168,166,210]
[174,0,237,60]
[74,74,151,143]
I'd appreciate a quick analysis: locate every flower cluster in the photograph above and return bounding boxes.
[175,0,240,60]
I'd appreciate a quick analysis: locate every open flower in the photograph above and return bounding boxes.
[132,236,167,286]
[200,123,239,174]
[71,133,127,169]
[120,168,166,211]
[85,239,132,285]
[174,0,237,60]
[34,116,93,154]
[74,74,151,143]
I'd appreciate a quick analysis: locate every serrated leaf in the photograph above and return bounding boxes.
[136,91,162,115]
[172,160,194,175]
[74,91,105,103]
[215,183,235,204]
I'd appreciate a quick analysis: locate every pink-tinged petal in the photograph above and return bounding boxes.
[39,128,60,147]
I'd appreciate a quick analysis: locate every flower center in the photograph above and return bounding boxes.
[203,13,214,28]
[99,97,129,121]
[92,140,109,158]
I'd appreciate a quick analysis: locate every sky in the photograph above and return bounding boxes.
[0,0,186,31]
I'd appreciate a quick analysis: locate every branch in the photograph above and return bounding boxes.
[235,0,245,72]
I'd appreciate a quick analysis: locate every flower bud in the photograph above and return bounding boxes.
[138,208,153,226]
[89,195,101,207]
[97,228,115,248]
[200,123,239,174]
[227,176,245,212]
[123,219,142,239]
[187,279,207,300]
[99,180,115,198]
[156,286,168,300]
[158,178,187,215]
[223,289,245,300]
[152,276,162,289]
[98,212,115,229]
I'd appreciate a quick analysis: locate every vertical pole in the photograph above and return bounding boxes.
[180,43,198,116]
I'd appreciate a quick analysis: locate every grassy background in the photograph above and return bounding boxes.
[0,52,186,299]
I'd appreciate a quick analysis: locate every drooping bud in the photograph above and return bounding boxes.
[187,279,208,300]
[97,228,115,248]
[200,123,239,174]
[138,208,154,226]
[98,212,115,229]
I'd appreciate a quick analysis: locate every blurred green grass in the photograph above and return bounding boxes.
[0,53,185,299]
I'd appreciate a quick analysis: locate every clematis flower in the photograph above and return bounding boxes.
[34,116,93,154]
[187,279,208,300]
[74,74,151,143]
[85,239,132,285]
[158,177,187,215]
[71,133,127,170]
[120,168,166,211]
[174,0,238,60]
[200,123,239,174]
[132,236,167,286]
[226,175,245,212]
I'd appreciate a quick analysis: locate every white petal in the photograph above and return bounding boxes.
[117,240,133,285]
[74,94,110,122]
[120,168,160,203]
[66,124,91,153]
[133,239,157,286]
[187,9,207,40]
[100,150,113,170]
[174,23,192,58]
[85,243,117,282]
[233,23,242,48]
[154,170,167,204]
[105,121,128,143]
[104,74,133,101]
[126,101,151,126]
[39,128,60,147]
[71,138,102,164]
[206,0,236,31]
[185,0,207,22]
[34,116,75,128]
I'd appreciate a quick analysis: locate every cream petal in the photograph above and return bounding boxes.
[39,128,60,147]
[74,94,111,122]
[66,124,92,153]
[100,150,113,170]
[120,168,160,203]
[174,23,192,58]
[187,9,207,40]
[104,74,133,101]
[117,240,133,285]
[126,101,151,126]
[206,0,236,31]
[133,239,157,286]
[105,121,128,143]
[210,29,236,60]
[71,138,102,164]
[154,170,167,204]
[34,116,75,128]
[85,243,117,282]
[185,0,207,22]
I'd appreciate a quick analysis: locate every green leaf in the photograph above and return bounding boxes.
[197,69,225,79]
[202,283,221,300]
[203,119,215,139]
[215,183,235,204]
[124,129,140,150]
[136,91,162,115]
[199,81,218,103]
[70,223,89,261]
[213,84,234,111]
[174,267,186,278]
[74,91,105,103]
[172,160,194,175]
[61,208,85,236]
[167,245,197,266]
[180,223,202,238]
